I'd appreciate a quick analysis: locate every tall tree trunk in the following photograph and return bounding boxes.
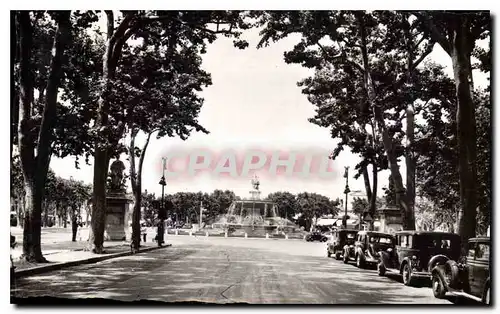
[356,12,415,230]
[91,11,134,254]
[362,165,372,202]
[43,200,48,227]
[129,129,140,252]
[369,163,378,230]
[63,206,67,228]
[403,15,416,230]
[18,11,71,262]
[405,104,416,230]
[129,129,154,251]
[12,12,19,159]
[416,12,481,248]
[452,25,477,246]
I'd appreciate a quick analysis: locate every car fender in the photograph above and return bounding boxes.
[343,244,353,257]
[427,254,450,272]
[482,278,490,303]
[366,243,380,260]
[355,246,365,259]
[400,257,412,274]
[379,250,391,267]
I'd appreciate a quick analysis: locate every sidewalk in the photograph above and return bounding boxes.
[11,227,169,278]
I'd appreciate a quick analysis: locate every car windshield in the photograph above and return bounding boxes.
[369,236,393,244]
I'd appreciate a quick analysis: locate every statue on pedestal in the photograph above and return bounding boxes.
[109,159,126,193]
[251,175,260,191]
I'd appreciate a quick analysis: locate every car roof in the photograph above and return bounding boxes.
[357,231,394,237]
[469,237,490,242]
[396,231,460,237]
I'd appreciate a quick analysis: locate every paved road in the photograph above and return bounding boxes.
[11,236,453,304]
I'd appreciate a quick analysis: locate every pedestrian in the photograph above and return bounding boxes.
[141,223,147,243]
[71,214,78,242]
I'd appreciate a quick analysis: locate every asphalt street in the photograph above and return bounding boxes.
[11,236,454,304]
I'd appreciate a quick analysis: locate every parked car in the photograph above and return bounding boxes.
[378,231,461,286]
[431,237,490,304]
[343,231,396,268]
[306,231,328,242]
[327,229,358,260]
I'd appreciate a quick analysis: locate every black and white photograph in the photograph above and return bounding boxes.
[7,3,492,306]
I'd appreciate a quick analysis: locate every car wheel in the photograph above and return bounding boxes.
[356,254,365,269]
[432,274,446,299]
[445,260,460,288]
[343,251,349,264]
[483,285,490,305]
[335,252,341,260]
[377,263,386,276]
[402,263,414,286]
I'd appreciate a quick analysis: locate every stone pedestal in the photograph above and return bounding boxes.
[375,206,403,235]
[105,193,130,241]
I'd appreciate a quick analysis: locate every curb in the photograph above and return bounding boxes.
[13,244,172,279]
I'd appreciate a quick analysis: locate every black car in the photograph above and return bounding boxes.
[343,231,396,268]
[327,229,358,260]
[306,231,328,242]
[431,237,490,304]
[378,231,461,286]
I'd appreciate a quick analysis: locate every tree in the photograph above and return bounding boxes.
[90,10,251,253]
[141,191,157,226]
[416,88,490,236]
[119,33,212,252]
[206,190,238,223]
[266,191,298,221]
[414,11,490,244]
[296,192,340,231]
[255,11,440,230]
[351,197,369,217]
[15,11,74,262]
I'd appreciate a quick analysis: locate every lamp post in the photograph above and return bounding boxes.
[343,166,350,229]
[157,158,167,246]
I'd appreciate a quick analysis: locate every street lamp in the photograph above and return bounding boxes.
[157,158,167,246]
[343,166,350,229]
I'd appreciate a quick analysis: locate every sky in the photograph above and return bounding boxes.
[48,14,490,211]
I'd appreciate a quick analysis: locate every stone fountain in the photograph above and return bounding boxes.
[213,175,302,237]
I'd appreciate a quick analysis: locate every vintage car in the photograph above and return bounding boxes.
[378,231,461,286]
[306,231,328,242]
[343,231,396,268]
[327,229,358,260]
[431,237,490,304]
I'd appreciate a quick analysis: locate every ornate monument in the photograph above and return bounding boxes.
[212,176,304,237]
[105,159,131,241]
[249,174,261,200]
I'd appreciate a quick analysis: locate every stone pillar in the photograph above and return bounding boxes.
[104,194,129,241]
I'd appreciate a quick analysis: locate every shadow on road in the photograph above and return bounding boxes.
[10,242,479,305]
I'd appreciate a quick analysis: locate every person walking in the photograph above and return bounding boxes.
[71,214,79,242]
[141,223,147,243]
